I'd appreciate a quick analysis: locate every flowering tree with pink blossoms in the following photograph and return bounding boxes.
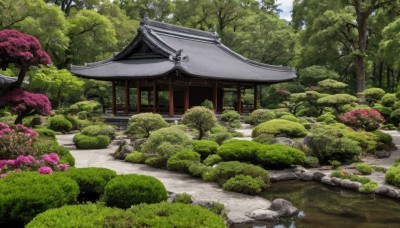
[0,122,39,159]
[0,88,51,124]
[339,108,385,131]
[0,29,52,90]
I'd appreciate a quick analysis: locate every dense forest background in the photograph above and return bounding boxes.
[1,0,400,109]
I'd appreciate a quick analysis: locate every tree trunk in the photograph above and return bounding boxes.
[14,66,28,89]
[378,62,384,88]
[354,1,368,93]
[14,115,23,125]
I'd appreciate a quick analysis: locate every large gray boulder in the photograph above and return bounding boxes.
[271,137,295,147]
[248,209,279,222]
[341,179,362,190]
[313,172,326,181]
[114,140,134,160]
[226,212,255,226]
[375,186,397,198]
[270,198,298,217]
[271,173,298,182]
[321,176,336,186]
[296,172,313,181]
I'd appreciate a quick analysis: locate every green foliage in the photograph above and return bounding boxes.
[104,174,167,209]
[203,154,222,166]
[356,163,373,175]
[166,150,201,173]
[145,156,168,168]
[60,167,116,202]
[316,112,337,124]
[192,140,219,160]
[329,160,342,168]
[223,175,266,195]
[35,128,56,139]
[77,111,88,120]
[212,161,270,186]
[386,164,400,188]
[220,110,240,122]
[127,202,226,228]
[0,172,79,225]
[256,144,306,169]
[304,156,320,168]
[201,99,214,110]
[182,106,217,140]
[188,163,211,178]
[174,193,193,204]
[26,204,127,228]
[372,130,393,150]
[217,139,262,162]
[126,113,169,137]
[298,65,339,87]
[69,100,102,115]
[359,182,378,194]
[73,133,110,149]
[140,127,193,157]
[363,88,385,106]
[248,109,276,125]
[49,115,72,132]
[32,138,75,166]
[207,130,232,145]
[252,119,307,138]
[331,169,378,193]
[125,152,146,164]
[279,114,299,122]
[81,124,116,140]
[65,115,80,130]
[252,133,275,144]
[390,109,400,126]
[381,93,396,107]
[317,94,357,113]
[317,79,348,93]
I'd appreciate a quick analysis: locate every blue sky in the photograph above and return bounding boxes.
[276,0,293,21]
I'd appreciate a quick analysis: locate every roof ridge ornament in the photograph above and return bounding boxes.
[140,14,150,26]
[169,49,189,63]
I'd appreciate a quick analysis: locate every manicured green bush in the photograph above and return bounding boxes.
[69,100,102,115]
[188,163,211,178]
[207,132,232,145]
[125,152,147,164]
[174,193,193,204]
[252,133,275,144]
[65,115,80,130]
[363,88,386,106]
[356,163,373,175]
[217,139,262,162]
[304,156,320,168]
[248,109,276,125]
[81,125,116,140]
[201,99,214,110]
[385,165,400,187]
[203,154,222,166]
[104,174,167,209]
[220,110,240,122]
[182,106,217,140]
[279,115,299,122]
[145,156,168,168]
[33,138,75,166]
[49,115,72,132]
[26,204,128,228]
[166,150,201,173]
[252,119,307,138]
[73,133,110,149]
[381,93,396,107]
[223,175,266,195]
[35,128,56,139]
[390,109,400,126]
[140,126,193,156]
[329,160,341,168]
[359,182,378,194]
[316,112,336,124]
[193,140,219,160]
[255,144,306,169]
[0,172,79,225]
[77,111,89,120]
[127,202,226,227]
[61,167,116,202]
[212,161,270,185]
[126,113,169,137]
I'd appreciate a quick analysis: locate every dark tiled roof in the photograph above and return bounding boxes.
[70,18,296,83]
[0,74,18,88]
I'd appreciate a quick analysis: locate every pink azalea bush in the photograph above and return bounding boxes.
[0,153,68,178]
[0,122,38,159]
[339,108,385,131]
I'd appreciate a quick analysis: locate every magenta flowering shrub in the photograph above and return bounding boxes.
[0,153,68,178]
[0,122,39,159]
[339,108,385,131]
[0,88,52,124]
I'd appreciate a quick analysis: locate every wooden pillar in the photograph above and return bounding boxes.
[169,78,174,116]
[112,81,116,115]
[136,80,141,113]
[184,84,190,112]
[237,84,242,114]
[124,80,130,115]
[253,84,258,111]
[153,80,158,113]
[212,81,218,113]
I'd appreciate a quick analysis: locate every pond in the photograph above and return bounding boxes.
[256,180,400,228]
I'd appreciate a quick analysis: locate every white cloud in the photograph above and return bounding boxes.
[275,0,293,21]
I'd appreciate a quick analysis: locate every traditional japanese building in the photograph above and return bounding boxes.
[70,17,296,116]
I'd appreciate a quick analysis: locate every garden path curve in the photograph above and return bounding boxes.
[56,134,271,215]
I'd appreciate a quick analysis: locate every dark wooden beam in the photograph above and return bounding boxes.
[136,80,141,113]
[254,84,258,111]
[237,84,242,114]
[112,81,116,115]
[169,78,174,116]
[212,81,218,113]
[184,84,190,112]
[153,80,158,113]
[124,80,130,115]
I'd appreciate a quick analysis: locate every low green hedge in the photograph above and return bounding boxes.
[385,165,400,187]
[33,138,75,166]
[145,156,168,168]
[166,150,201,173]
[192,140,219,160]
[0,172,79,225]
[223,175,266,195]
[49,115,73,132]
[220,110,240,122]
[35,128,56,140]
[127,202,226,228]
[73,133,110,149]
[217,139,262,162]
[26,204,127,227]
[279,115,299,122]
[252,119,307,138]
[81,125,116,140]
[188,163,211,178]
[203,154,222,166]
[60,168,117,202]
[104,174,167,209]
[248,109,276,125]
[125,152,147,164]
[255,144,306,169]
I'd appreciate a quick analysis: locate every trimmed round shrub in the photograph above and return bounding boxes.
[26,204,128,228]
[390,109,400,126]
[386,165,400,187]
[125,152,147,164]
[104,174,167,209]
[220,110,240,122]
[127,202,226,227]
[65,115,80,130]
[140,126,193,157]
[33,138,75,166]
[304,156,320,168]
[203,154,222,166]
[60,167,117,202]
[35,128,56,139]
[255,144,306,169]
[69,100,102,115]
[372,130,394,150]
[166,150,201,173]
[217,139,262,162]
[252,119,307,138]
[356,163,373,175]
[126,113,169,137]
[193,140,219,160]
[248,109,276,125]
[81,125,116,140]
[73,133,110,149]
[188,163,211,178]
[363,88,385,105]
[49,115,72,132]
[381,93,396,107]
[213,161,270,185]
[339,108,384,131]
[316,112,336,124]
[223,175,266,195]
[182,106,217,140]
[0,172,79,225]
[145,156,168,168]
[77,111,89,120]
[279,115,299,122]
